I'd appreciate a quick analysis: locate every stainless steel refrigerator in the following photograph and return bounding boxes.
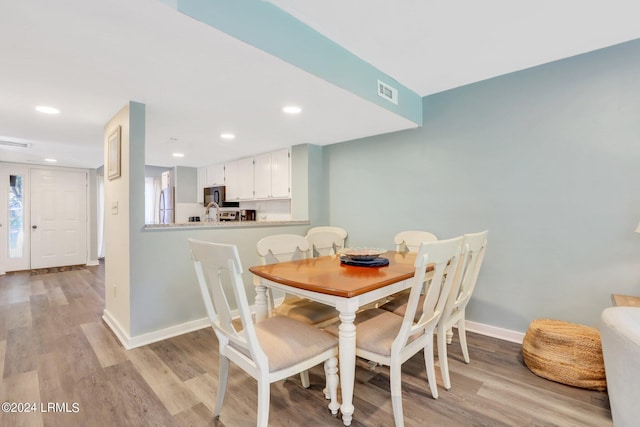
[159,171,174,224]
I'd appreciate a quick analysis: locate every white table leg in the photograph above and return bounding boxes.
[338,310,356,426]
[255,282,269,322]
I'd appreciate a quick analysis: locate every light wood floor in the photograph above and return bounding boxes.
[0,262,612,427]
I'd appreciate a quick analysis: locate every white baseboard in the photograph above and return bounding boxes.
[103,305,524,350]
[102,310,132,349]
[103,309,212,350]
[465,320,525,344]
[86,259,100,266]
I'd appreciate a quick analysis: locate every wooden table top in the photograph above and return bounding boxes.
[611,293,640,307]
[249,251,418,298]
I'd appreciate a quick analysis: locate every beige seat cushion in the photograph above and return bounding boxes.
[273,296,338,325]
[253,315,337,372]
[326,308,415,357]
[380,293,425,322]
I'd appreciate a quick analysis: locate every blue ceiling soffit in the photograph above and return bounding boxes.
[174,0,423,126]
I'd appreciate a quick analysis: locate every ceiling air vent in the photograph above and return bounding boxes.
[377,80,398,105]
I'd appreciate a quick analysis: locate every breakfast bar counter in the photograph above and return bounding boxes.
[144,220,308,230]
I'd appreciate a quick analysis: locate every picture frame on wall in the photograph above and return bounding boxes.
[108,126,121,180]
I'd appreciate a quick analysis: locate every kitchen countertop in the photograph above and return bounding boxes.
[144,220,308,230]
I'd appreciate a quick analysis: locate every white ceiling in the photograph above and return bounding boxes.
[1,0,639,169]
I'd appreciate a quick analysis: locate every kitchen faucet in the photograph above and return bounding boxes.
[205,201,220,222]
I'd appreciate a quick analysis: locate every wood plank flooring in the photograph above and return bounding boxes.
[0,263,612,426]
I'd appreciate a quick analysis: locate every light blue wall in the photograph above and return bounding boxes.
[325,39,640,332]
[130,224,310,336]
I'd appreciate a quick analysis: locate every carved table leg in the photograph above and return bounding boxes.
[338,310,356,426]
[255,282,269,322]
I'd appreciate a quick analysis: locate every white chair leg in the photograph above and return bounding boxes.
[458,318,470,363]
[325,357,340,416]
[437,325,451,390]
[368,360,378,371]
[256,378,270,427]
[390,361,405,427]
[423,343,439,399]
[300,370,310,388]
[214,354,229,417]
[446,327,454,344]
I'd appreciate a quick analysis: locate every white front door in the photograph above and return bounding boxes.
[30,168,87,269]
[0,163,30,273]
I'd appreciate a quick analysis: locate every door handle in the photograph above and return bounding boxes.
[32,225,37,230]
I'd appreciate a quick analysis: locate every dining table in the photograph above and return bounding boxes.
[249,251,418,426]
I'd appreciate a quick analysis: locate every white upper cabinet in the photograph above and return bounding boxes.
[202,147,291,202]
[270,148,290,198]
[253,152,272,199]
[255,148,290,199]
[205,164,225,186]
[225,158,254,201]
[225,160,239,201]
[237,157,254,200]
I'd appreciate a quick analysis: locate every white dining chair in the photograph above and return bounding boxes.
[256,234,338,327]
[305,230,347,257]
[188,239,339,427]
[256,234,340,388]
[437,230,488,389]
[379,230,439,311]
[326,236,464,427]
[394,230,438,253]
[306,226,348,243]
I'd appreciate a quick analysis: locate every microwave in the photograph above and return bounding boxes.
[204,186,225,206]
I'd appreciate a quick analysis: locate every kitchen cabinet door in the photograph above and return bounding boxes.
[253,152,271,199]
[270,148,290,198]
[205,164,224,186]
[237,157,254,200]
[224,160,239,201]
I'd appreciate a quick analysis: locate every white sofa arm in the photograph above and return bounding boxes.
[600,307,640,427]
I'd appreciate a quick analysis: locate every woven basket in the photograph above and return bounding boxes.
[522,319,606,391]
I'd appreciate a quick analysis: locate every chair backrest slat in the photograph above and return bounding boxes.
[305,230,346,257]
[189,239,268,370]
[256,234,309,264]
[394,230,438,253]
[306,226,348,241]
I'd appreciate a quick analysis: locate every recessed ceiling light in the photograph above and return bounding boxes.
[35,105,60,115]
[282,105,302,114]
[220,133,236,140]
[172,153,184,158]
[44,158,57,162]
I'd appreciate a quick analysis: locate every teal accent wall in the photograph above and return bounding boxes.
[324,39,640,332]
[175,0,422,125]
